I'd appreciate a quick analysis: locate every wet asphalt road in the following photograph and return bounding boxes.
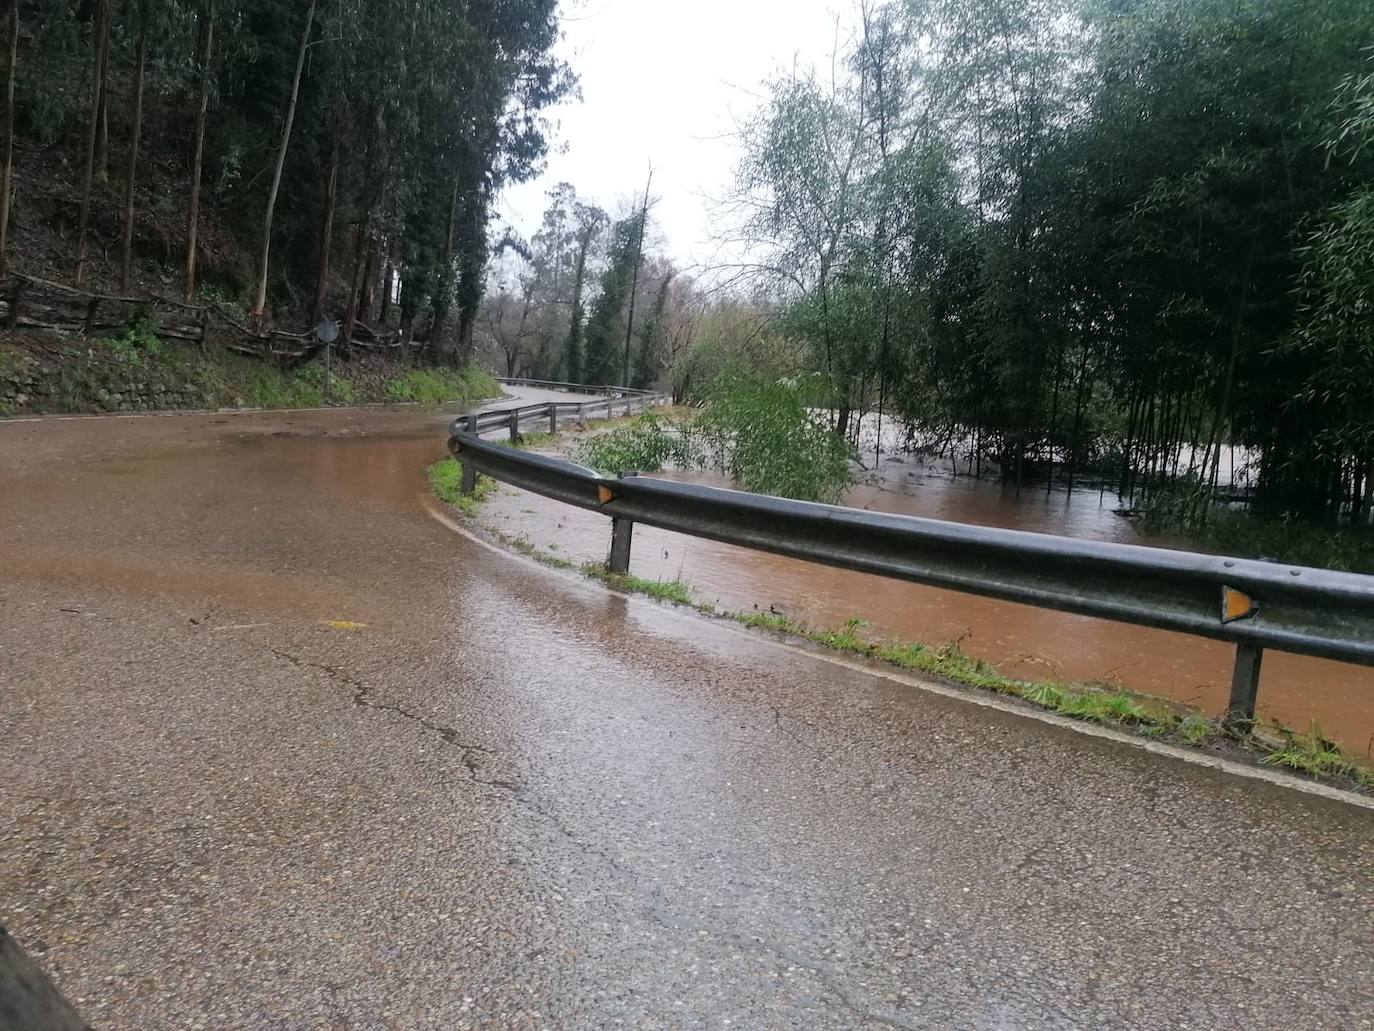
[1,401,1371,1030]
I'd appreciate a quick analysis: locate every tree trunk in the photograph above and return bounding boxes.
[358,234,379,323]
[120,0,151,290]
[380,237,395,326]
[342,221,368,345]
[1197,241,1257,520]
[75,0,111,285]
[184,0,214,303]
[565,229,592,382]
[252,0,317,316]
[311,133,339,325]
[95,3,111,186]
[0,0,17,274]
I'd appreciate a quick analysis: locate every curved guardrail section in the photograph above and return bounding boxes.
[496,376,660,398]
[448,422,1374,725]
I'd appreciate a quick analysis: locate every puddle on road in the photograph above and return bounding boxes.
[1,408,458,632]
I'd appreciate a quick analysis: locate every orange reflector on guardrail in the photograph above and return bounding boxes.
[1221,586,1258,624]
[598,486,615,504]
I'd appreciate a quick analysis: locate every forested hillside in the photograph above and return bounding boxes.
[0,0,567,361]
[727,0,1374,525]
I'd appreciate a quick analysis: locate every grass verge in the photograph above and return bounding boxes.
[582,566,695,605]
[732,611,1370,788]
[427,458,494,517]
[498,431,556,450]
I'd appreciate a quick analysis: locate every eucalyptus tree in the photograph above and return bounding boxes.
[582,212,646,384]
[564,199,608,382]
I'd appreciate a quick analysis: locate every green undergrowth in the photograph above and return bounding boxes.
[384,366,499,405]
[1140,481,1374,575]
[499,431,556,450]
[573,373,855,503]
[2,321,499,415]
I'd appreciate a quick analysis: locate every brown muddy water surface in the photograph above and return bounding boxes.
[481,443,1374,758]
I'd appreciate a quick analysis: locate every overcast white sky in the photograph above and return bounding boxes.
[496,0,851,269]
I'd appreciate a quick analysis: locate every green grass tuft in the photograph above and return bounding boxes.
[1053,690,1150,725]
[734,611,795,633]
[583,565,695,605]
[427,458,493,515]
[1262,724,1373,784]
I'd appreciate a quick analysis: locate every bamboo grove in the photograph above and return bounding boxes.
[735,0,1374,521]
[1,0,568,360]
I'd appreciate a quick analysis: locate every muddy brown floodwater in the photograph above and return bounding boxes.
[481,448,1374,759]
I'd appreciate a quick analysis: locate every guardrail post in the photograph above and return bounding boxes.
[1225,643,1263,729]
[578,403,588,428]
[549,405,558,435]
[508,410,521,445]
[609,516,633,574]
[461,414,478,495]
[607,471,636,574]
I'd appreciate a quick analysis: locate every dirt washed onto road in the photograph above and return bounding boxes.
[2,404,1371,1029]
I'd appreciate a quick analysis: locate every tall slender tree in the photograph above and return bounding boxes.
[183,0,214,303]
[75,0,111,285]
[119,0,151,290]
[252,0,317,317]
[0,0,17,274]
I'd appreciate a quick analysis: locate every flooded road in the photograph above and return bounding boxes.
[2,402,1371,1029]
[482,447,1374,757]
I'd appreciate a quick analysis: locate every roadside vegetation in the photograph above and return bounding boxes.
[1,322,498,416]
[575,373,854,502]
[426,459,495,517]
[1141,483,1374,574]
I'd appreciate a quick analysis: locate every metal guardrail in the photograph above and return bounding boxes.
[448,413,1374,726]
[464,392,664,441]
[496,376,660,398]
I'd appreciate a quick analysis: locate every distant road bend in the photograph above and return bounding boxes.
[1,390,1370,1029]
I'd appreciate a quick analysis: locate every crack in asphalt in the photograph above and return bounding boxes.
[770,703,817,752]
[268,648,511,790]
